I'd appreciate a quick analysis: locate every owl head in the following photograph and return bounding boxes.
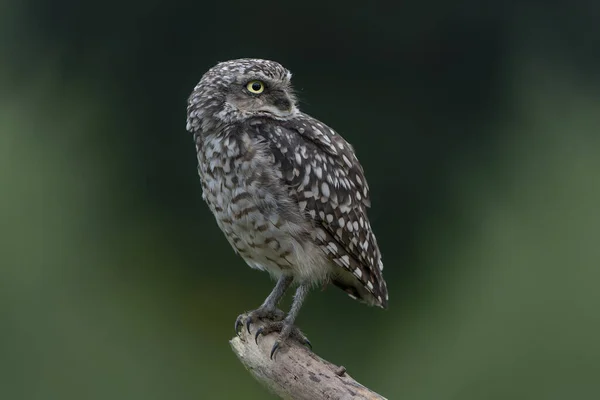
[187,58,298,133]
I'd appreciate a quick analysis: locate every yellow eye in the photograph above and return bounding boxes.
[246,80,265,94]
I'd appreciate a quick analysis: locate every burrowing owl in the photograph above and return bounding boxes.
[186,59,387,357]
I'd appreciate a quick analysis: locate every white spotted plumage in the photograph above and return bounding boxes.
[187,58,388,309]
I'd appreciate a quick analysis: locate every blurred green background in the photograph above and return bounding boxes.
[1,1,599,399]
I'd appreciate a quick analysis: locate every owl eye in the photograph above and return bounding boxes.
[246,80,265,94]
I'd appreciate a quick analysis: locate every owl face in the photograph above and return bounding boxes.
[224,75,296,118]
[187,59,298,133]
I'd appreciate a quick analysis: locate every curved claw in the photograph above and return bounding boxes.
[234,316,243,335]
[270,341,280,360]
[303,338,312,350]
[254,327,264,344]
[246,317,253,334]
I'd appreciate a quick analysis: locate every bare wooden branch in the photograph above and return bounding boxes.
[230,314,387,400]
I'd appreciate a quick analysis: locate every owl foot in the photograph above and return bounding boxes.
[254,320,312,359]
[234,307,286,335]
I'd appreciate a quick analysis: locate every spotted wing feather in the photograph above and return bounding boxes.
[250,114,388,308]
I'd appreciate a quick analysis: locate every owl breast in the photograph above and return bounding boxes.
[194,129,330,283]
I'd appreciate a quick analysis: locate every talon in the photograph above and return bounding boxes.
[270,341,280,360]
[234,316,243,334]
[303,338,312,349]
[246,317,252,334]
[255,327,264,344]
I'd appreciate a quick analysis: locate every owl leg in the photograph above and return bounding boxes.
[254,283,312,359]
[234,275,293,334]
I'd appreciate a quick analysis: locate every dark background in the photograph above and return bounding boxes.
[2,1,600,399]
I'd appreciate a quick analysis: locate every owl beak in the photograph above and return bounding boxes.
[273,96,292,113]
[260,106,295,118]
[257,93,295,117]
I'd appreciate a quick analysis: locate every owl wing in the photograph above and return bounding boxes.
[252,114,388,308]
